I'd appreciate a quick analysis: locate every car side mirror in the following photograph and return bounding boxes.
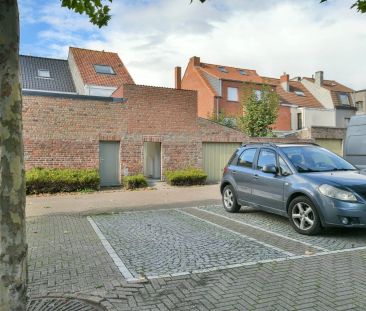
[262,165,278,174]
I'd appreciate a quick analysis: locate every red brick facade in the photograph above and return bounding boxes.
[23,85,248,177]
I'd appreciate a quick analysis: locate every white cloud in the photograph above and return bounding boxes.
[20,0,366,89]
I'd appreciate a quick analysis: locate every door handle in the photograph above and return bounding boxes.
[253,174,259,179]
[232,170,237,174]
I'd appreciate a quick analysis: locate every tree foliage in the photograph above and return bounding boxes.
[209,111,236,128]
[237,86,279,137]
[61,0,113,27]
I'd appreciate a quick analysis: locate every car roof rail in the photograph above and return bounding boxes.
[241,141,319,148]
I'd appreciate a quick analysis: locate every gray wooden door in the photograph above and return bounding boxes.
[99,141,120,186]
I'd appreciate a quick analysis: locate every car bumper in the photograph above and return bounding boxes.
[318,195,366,227]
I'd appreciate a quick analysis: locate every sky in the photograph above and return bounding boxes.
[19,0,366,90]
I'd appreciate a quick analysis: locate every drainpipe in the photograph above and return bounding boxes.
[216,96,219,119]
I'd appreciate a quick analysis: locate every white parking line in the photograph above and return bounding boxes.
[176,209,295,257]
[196,207,329,252]
[87,216,143,283]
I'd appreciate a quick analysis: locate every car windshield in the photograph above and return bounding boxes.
[281,146,356,173]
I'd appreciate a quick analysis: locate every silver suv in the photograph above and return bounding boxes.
[220,143,366,235]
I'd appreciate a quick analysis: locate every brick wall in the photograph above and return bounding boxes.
[181,62,215,118]
[272,105,292,131]
[23,94,127,170]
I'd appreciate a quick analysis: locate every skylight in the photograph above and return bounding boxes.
[294,91,305,97]
[238,69,247,75]
[94,64,115,75]
[37,69,50,78]
[217,66,228,73]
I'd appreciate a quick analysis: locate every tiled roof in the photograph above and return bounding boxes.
[303,78,354,93]
[199,63,263,84]
[262,77,324,109]
[20,55,76,93]
[69,47,134,88]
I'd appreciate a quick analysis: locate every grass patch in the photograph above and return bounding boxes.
[165,168,207,186]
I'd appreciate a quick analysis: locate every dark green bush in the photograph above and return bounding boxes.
[165,168,207,186]
[26,168,100,194]
[123,174,148,190]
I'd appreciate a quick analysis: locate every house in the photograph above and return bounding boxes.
[178,57,359,155]
[19,48,255,183]
[353,90,366,114]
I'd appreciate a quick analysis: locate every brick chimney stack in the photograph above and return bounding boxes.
[175,66,182,89]
[280,72,290,92]
[191,56,200,67]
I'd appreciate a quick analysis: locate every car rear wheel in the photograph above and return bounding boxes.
[222,185,241,213]
[288,196,322,235]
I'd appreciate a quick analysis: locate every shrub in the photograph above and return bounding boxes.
[165,168,207,186]
[26,168,100,194]
[123,174,148,190]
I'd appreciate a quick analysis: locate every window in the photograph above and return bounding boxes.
[279,157,292,176]
[217,66,228,73]
[294,91,305,97]
[238,69,247,75]
[37,69,50,78]
[227,87,238,101]
[297,113,303,130]
[356,101,364,111]
[339,93,350,106]
[257,149,276,170]
[254,90,262,101]
[94,64,115,74]
[345,117,350,127]
[237,148,257,168]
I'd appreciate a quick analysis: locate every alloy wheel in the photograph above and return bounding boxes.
[223,188,234,209]
[291,202,315,231]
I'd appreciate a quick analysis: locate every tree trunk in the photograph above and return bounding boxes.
[0,0,27,310]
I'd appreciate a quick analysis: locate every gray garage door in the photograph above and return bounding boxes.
[99,141,120,186]
[203,142,241,183]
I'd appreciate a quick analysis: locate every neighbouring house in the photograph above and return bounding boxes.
[298,71,356,128]
[179,57,358,155]
[353,90,366,114]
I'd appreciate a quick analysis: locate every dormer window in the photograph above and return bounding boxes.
[94,64,115,75]
[294,91,305,97]
[339,93,350,106]
[37,69,50,78]
[217,66,228,73]
[238,69,247,75]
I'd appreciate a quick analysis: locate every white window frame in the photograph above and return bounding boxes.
[94,64,115,75]
[37,69,50,78]
[227,87,239,102]
[254,90,262,101]
[339,93,350,106]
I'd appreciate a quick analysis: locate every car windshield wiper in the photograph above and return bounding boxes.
[324,168,356,172]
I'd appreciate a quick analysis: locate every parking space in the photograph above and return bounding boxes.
[200,205,366,251]
[91,209,286,279]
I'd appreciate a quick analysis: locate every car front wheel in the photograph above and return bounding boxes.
[288,196,322,235]
[222,185,241,213]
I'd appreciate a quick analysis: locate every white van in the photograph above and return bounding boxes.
[344,115,366,171]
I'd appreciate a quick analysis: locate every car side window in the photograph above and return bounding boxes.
[237,148,257,168]
[257,149,276,170]
[279,156,292,176]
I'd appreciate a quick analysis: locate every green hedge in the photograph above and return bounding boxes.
[165,168,207,186]
[26,168,100,194]
[123,174,148,190]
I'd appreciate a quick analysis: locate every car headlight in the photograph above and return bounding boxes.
[318,184,357,202]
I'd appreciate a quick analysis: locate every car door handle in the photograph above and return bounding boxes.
[253,174,259,179]
[232,170,237,174]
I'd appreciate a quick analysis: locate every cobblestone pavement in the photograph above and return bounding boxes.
[199,205,366,251]
[92,210,285,278]
[27,205,366,310]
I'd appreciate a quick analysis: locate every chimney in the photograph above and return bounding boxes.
[280,73,290,92]
[315,71,324,86]
[191,56,200,67]
[175,66,182,89]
